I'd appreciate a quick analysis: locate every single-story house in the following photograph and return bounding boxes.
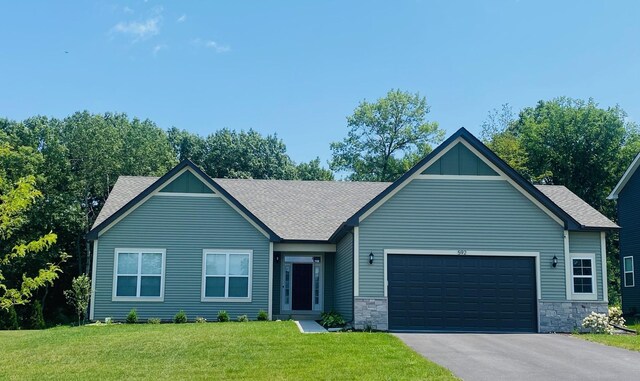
[87,128,618,332]
[608,152,640,315]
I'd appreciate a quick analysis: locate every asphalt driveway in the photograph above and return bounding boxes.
[395,333,640,381]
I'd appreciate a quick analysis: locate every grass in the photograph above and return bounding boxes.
[0,321,457,380]
[576,317,640,352]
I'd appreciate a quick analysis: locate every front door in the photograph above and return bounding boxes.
[292,263,312,310]
[281,255,323,312]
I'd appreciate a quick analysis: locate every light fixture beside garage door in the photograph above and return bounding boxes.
[552,255,558,268]
[369,252,374,264]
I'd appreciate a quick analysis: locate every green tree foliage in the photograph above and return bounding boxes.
[29,300,46,329]
[168,127,334,180]
[64,274,91,326]
[481,97,640,304]
[330,89,444,181]
[0,140,68,311]
[0,305,19,330]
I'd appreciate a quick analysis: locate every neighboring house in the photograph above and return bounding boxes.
[608,152,640,315]
[87,128,618,332]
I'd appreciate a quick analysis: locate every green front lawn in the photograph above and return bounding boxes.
[0,321,457,380]
[576,318,640,352]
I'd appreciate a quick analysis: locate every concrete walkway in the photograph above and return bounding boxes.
[295,320,327,333]
[395,333,640,381]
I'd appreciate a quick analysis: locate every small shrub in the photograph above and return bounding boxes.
[0,305,20,330]
[582,311,613,334]
[174,310,188,324]
[257,310,269,321]
[29,300,46,330]
[608,306,626,327]
[195,316,207,323]
[320,310,345,328]
[126,309,138,324]
[217,310,229,322]
[147,318,161,324]
[237,314,249,322]
[105,317,112,324]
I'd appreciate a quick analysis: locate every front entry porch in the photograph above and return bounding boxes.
[272,250,334,320]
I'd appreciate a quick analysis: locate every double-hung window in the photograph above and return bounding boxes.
[570,253,596,300]
[202,250,252,301]
[114,249,165,300]
[624,256,635,287]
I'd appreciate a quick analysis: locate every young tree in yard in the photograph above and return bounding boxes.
[0,141,68,310]
[64,274,91,326]
[330,89,444,181]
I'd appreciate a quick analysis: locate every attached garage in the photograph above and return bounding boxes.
[386,253,538,332]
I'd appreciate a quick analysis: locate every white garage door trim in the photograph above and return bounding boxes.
[383,249,542,300]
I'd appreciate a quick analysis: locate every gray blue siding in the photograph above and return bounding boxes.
[160,171,213,193]
[335,233,354,321]
[324,252,335,312]
[619,167,640,313]
[568,231,605,301]
[272,252,281,315]
[358,179,567,300]
[423,143,498,176]
[94,194,270,321]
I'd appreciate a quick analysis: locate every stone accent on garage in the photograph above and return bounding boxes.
[539,300,608,332]
[354,297,388,331]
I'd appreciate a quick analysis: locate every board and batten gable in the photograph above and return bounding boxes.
[93,193,270,321]
[619,164,640,312]
[357,178,566,299]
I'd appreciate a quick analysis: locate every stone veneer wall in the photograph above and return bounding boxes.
[354,297,388,331]
[539,301,608,332]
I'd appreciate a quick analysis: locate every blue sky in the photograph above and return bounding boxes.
[1,1,639,165]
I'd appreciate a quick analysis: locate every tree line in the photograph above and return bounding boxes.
[1,90,639,327]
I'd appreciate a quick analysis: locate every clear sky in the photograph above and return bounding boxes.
[1,1,639,165]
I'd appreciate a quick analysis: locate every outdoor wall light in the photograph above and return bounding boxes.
[552,255,558,268]
[275,253,280,263]
[369,252,374,265]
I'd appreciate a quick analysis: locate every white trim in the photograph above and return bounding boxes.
[416,174,504,181]
[601,232,609,302]
[201,249,253,302]
[89,240,98,320]
[268,242,274,320]
[608,152,640,199]
[382,249,542,300]
[569,253,597,301]
[564,231,572,300]
[96,167,271,240]
[458,139,565,227]
[279,253,325,313]
[154,192,219,198]
[353,226,359,297]
[359,137,463,222]
[112,248,166,302]
[273,243,336,252]
[623,255,635,288]
[357,137,565,228]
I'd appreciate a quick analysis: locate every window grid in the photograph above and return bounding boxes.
[624,256,635,288]
[572,257,594,294]
[114,249,164,299]
[203,251,251,300]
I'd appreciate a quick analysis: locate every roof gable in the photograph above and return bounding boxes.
[608,152,640,200]
[422,142,498,176]
[339,127,586,235]
[87,160,280,241]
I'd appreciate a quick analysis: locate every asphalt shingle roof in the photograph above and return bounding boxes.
[92,176,617,240]
[214,179,391,240]
[92,176,159,229]
[535,185,619,229]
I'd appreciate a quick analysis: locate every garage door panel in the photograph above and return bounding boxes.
[388,254,537,332]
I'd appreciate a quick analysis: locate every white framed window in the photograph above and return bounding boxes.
[570,253,596,300]
[113,249,166,301]
[202,249,252,302]
[624,256,635,287]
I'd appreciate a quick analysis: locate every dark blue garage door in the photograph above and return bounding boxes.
[387,255,537,332]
